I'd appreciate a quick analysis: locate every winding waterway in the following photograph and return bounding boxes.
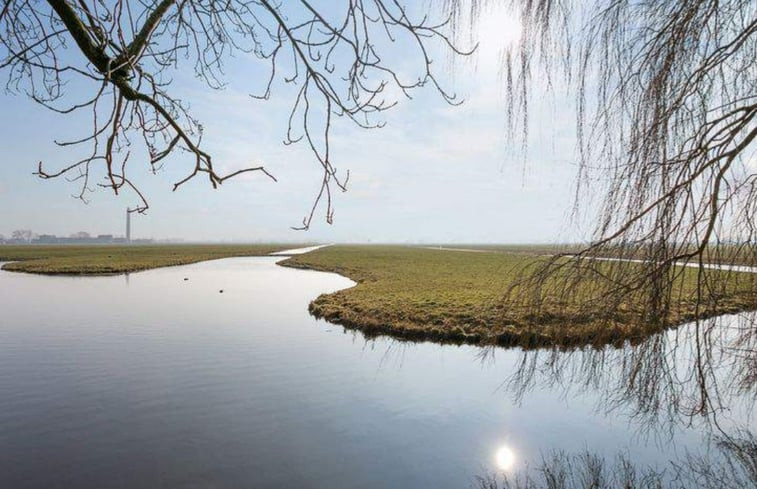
[0,254,752,488]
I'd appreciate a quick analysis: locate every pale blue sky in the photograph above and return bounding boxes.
[0,2,590,243]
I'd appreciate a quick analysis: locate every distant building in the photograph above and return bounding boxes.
[25,234,151,245]
[34,234,59,244]
[8,209,155,245]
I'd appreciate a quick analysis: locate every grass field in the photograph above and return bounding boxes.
[424,243,757,266]
[0,244,297,274]
[282,245,757,348]
[3,243,755,348]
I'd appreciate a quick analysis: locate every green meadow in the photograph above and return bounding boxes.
[282,245,757,348]
[0,244,295,274]
[2,243,755,348]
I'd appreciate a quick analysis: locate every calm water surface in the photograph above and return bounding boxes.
[0,256,749,488]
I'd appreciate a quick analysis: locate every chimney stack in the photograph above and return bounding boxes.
[126,209,131,243]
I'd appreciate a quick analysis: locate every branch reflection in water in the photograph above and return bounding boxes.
[477,432,756,489]
[469,312,757,487]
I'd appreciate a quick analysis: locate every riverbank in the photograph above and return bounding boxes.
[0,244,302,275]
[280,245,757,348]
[3,243,755,348]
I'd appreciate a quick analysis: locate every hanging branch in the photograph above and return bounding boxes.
[0,0,469,225]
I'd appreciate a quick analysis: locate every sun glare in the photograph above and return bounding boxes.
[477,6,522,49]
[495,445,516,471]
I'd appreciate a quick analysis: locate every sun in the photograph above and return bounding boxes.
[476,5,523,49]
[495,445,516,471]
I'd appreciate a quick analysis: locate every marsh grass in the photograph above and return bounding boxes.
[0,244,297,274]
[426,244,757,267]
[4,243,755,348]
[281,245,757,348]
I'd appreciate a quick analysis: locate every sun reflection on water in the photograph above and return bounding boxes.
[495,445,516,471]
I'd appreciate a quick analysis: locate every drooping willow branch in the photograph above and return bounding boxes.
[0,0,469,223]
[440,0,757,418]
[441,1,756,321]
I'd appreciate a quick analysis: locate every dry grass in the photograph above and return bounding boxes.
[0,244,298,274]
[3,243,754,348]
[424,244,757,267]
[281,245,757,348]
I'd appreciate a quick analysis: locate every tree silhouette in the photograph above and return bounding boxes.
[0,0,468,227]
[10,229,34,242]
[442,0,757,333]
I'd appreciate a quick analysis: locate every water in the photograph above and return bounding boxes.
[269,244,331,255]
[0,256,750,488]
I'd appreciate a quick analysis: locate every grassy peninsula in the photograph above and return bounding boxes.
[281,245,757,348]
[3,243,755,348]
[0,244,296,275]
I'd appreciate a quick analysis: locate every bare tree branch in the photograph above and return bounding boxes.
[1,0,468,224]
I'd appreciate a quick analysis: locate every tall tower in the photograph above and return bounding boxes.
[125,209,131,243]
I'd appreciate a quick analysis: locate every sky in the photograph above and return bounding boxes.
[0,2,591,244]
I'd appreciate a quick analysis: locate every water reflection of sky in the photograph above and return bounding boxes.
[0,256,751,488]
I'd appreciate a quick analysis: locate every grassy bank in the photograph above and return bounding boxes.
[0,244,297,275]
[4,243,754,347]
[281,245,757,348]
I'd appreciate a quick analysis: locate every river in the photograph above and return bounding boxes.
[0,254,752,488]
